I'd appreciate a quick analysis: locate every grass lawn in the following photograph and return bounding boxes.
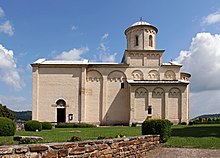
[0,126,142,145]
[166,124,220,148]
[1,124,220,149]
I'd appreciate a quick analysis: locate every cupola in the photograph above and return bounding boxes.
[125,21,158,50]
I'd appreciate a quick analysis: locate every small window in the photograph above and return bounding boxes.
[135,35,139,46]
[149,35,153,47]
[148,106,152,115]
[121,83,125,88]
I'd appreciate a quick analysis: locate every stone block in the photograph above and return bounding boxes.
[15,147,28,154]
[110,143,118,149]
[98,144,108,150]
[1,155,25,158]
[0,146,13,154]
[13,136,43,141]
[29,145,48,152]
[58,149,68,157]
[42,150,58,158]
[78,142,88,147]
[90,151,102,157]
[85,145,97,153]
[69,147,85,155]
[64,143,77,148]
[102,148,113,155]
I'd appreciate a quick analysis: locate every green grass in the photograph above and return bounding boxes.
[166,124,220,148]
[0,126,141,145]
[1,124,220,148]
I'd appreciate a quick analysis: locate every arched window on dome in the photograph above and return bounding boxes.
[149,35,153,47]
[135,35,139,46]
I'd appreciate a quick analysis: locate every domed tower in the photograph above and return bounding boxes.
[125,21,158,50]
[122,21,164,67]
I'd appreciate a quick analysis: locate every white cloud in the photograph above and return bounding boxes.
[98,33,109,53]
[202,12,220,25]
[0,95,30,111]
[99,52,117,62]
[97,33,117,62]
[71,25,77,31]
[0,20,14,36]
[176,32,220,92]
[0,44,22,90]
[0,7,4,18]
[176,32,220,118]
[101,33,109,40]
[54,47,89,60]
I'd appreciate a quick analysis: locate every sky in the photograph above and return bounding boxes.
[0,1,220,119]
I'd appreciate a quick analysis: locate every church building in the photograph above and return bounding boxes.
[31,21,191,125]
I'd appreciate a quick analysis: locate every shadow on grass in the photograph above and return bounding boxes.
[172,125,220,138]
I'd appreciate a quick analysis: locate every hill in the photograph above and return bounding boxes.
[193,113,220,120]
[12,111,32,121]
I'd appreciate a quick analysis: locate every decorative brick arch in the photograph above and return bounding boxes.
[86,70,102,82]
[107,70,126,82]
[164,70,176,80]
[132,70,144,80]
[169,87,181,98]
[148,70,160,80]
[135,87,148,98]
[152,87,164,98]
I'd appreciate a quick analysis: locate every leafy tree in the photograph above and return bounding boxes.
[0,104,15,120]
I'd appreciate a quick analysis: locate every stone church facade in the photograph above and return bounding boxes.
[31,21,191,125]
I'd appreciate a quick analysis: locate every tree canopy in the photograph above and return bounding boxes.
[0,104,15,120]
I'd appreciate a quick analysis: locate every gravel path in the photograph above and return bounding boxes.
[145,147,220,158]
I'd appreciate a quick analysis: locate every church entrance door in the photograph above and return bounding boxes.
[57,108,66,123]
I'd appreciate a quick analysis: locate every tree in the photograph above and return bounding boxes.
[0,104,15,120]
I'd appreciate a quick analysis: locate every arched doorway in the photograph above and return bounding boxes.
[56,99,66,123]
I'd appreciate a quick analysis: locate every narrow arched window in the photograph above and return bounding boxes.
[135,35,139,46]
[149,35,153,47]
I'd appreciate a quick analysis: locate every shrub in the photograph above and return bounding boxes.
[0,117,16,136]
[142,119,172,143]
[19,138,36,144]
[68,136,81,142]
[188,121,193,125]
[97,136,113,140]
[42,122,52,130]
[25,120,42,131]
[76,123,96,128]
[55,123,73,128]
[56,123,96,128]
[180,122,187,125]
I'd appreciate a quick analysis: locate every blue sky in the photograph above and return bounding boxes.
[0,1,220,118]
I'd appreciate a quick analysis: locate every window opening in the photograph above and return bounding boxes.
[147,106,152,115]
[135,35,139,46]
[149,35,153,47]
[121,83,125,88]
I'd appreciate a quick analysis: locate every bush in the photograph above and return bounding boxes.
[188,121,193,125]
[68,136,81,142]
[142,119,172,143]
[19,138,36,144]
[42,122,52,130]
[25,120,42,131]
[97,136,114,140]
[76,123,96,128]
[180,122,187,125]
[55,123,96,128]
[0,117,16,136]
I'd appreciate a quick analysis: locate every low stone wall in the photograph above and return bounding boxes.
[0,135,160,158]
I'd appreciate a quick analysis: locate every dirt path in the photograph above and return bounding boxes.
[145,147,220,158]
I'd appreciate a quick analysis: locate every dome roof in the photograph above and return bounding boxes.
[131,21,151,26]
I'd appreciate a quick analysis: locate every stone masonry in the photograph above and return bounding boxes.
[0,135,160,158]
